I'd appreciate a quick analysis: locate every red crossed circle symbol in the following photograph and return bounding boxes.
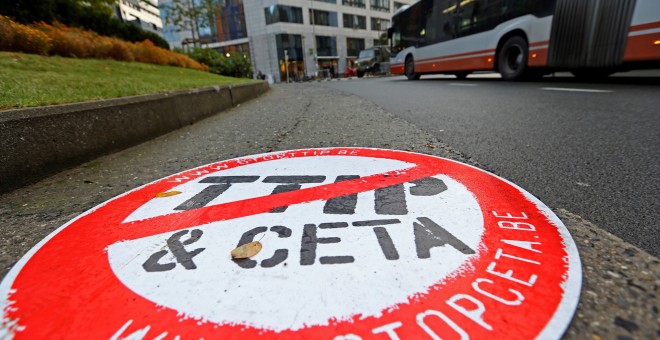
[2,148,579,339]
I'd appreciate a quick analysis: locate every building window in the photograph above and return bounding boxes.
[346,38,365,56]
[343,0,365,8]
[264,5,304,25]
[370,0,390,12]
[314,0,337,3]
[343,14,366,29]
[276,34,303,61]
[309,9,338,27]
[371,17,389,31]
[316,36,337,56]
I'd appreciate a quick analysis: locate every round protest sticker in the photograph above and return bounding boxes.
[0,148,581,339]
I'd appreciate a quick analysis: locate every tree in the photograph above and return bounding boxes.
[0,0,115,24]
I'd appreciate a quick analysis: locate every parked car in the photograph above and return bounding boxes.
[355,46,390,77]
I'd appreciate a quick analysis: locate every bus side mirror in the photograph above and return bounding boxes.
[387,28,393,39]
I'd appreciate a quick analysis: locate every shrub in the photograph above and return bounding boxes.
[35,22,94,58]
[187,47,252,78]
[0,0,169,49]
[105,38,134,61]
[0,15,206,71]
[188,47,225,74]
[0,15,51,55]
[227,53,253,79]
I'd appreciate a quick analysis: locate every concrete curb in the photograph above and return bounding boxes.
[0,81,269,193]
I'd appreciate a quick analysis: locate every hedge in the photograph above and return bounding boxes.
[0,0,169,49]
[0,16,207,71]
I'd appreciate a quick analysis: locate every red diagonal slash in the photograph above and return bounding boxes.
[118,161,442,242]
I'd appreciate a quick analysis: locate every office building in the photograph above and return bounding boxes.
[244,0,415,82]
[117,0,164,35]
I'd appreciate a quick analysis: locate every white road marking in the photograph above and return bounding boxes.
[449,83,478,86]
[541,87,613,93]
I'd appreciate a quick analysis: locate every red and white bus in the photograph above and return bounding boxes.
[388,0,660,80]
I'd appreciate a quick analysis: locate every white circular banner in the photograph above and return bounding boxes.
[0,148,581,339]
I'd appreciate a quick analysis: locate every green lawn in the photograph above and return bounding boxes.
[0,52,257,110]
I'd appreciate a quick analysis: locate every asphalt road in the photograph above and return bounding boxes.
[320,73,660,257]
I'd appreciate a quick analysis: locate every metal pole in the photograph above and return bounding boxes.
[310,0,317,76]
[285,50,290,83]
[301,35,307,78]
[377,18,381,46]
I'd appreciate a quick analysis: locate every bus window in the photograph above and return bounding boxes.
[424,0,457,46]
[458,0,482,32]
[458,0,507,37]
[400,2,423,48]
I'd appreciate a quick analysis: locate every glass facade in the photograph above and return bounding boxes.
[188,0,246,44]
[216,0,247,42]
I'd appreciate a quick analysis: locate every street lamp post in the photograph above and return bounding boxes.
[301,35,307,78]
[377,18,384,46]
[285,50,290,83]
[310,0,318,77]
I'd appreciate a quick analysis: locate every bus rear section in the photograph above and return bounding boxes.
[389,0,660,80]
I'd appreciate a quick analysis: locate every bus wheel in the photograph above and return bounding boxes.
[454,72,470,79]
[405,56,420,80]
[498,36,528,81]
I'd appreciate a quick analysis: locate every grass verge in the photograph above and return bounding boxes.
[0,52,257,110]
